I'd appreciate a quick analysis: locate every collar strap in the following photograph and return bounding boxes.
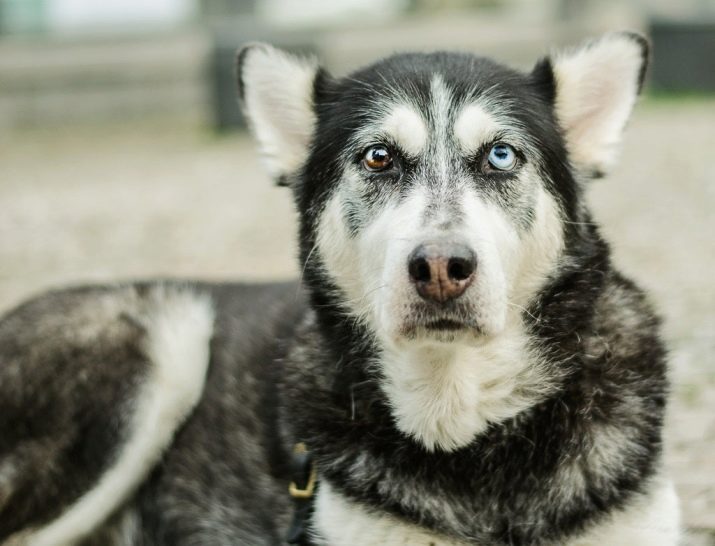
[286,443,317,545]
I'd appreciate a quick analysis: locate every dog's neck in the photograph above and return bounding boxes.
[378,315,559,452]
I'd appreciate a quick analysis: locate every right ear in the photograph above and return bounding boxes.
[237,43,321,183]
[543,32,649,176]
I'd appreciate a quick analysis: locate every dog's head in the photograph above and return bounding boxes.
[238,35,648,450]
[238,34,647,345]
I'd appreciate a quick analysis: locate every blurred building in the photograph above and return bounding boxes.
[0,0,713,130]
[0,0,196,34]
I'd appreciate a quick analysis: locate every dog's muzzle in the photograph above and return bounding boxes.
[407,240,476,304]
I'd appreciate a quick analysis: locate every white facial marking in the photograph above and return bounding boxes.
[377,190,562,453]
[317,185,430,335]
[509,187,565,307]
[315,186,373,326]
[429,74,453,182]
[453,103,501,153]
[316,176,565,451]
[316,68,567,451]
[382,104,428,157]
[10,288,214,546]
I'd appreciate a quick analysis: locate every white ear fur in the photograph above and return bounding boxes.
[237,43,320,181]
[551,32,648,174]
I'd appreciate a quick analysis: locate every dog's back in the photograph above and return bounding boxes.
[0,281,305,545]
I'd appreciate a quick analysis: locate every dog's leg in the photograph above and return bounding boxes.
[0,286,213,546]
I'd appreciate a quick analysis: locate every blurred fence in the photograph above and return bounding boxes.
[0,0,713,130]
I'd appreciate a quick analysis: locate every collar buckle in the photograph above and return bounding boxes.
[286,442,317,545]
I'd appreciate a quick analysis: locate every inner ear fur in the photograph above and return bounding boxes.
[543,32,649,175]
[237,43,323,184]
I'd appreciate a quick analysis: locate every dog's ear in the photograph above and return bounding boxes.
[237,43,322,184]
[541,32,649,175]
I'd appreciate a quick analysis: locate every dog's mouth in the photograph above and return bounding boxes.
[399,305,483,341]
[423,319,468,331]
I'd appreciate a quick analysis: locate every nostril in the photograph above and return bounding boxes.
[447,255,476,281]
[409,256,431,283]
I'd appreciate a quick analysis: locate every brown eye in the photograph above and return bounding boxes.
[362,145,393,172]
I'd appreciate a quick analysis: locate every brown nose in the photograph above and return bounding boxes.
[407,242,476,303]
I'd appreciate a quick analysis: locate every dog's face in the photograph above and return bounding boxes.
[239,35,646,347]
[239,35,648,449]
[305,57,568,346]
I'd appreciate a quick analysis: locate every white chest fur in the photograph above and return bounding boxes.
[312,479,680,546]
[312,482,467,546]
[379,318,553,452]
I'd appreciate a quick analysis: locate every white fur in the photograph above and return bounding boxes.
[383,141,563,450]
[8,289,214,546]
[0,459,17,511]
[382,105,428,156]
[571,479,681,545]
[552,33,645,172]
[506,186,566,308]
[313,481,468,546]
[453,103,501,153]
[240,43,318,179]
[318,183,511,339]
[317,179,565,451]
[453,97,534,157]
[113,509,141,546]
[378,187,563,451]
[429,75,453,180]
[350,101,429,160]
[380,317,556,451]
[314,184,370,321]
[314,479,680,546]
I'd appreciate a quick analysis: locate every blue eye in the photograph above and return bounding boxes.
[487,143,517,171]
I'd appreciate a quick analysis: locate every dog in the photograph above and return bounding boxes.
[0,32,681,545]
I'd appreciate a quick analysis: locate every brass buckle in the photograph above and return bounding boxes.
[288,442,317,499]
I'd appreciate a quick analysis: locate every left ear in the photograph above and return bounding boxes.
[237,43,322,183]
[546,32,649,175]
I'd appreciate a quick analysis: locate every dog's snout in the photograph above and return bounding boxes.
[408,242,476,303]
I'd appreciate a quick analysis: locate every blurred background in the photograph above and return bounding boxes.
[0,0,713,542]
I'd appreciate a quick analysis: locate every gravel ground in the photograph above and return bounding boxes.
[1,100,713,538]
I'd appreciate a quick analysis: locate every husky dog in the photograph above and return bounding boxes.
[0,33,680,545]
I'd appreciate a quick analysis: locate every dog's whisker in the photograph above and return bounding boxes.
[506,301,540,323]
[296,242,319,297]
